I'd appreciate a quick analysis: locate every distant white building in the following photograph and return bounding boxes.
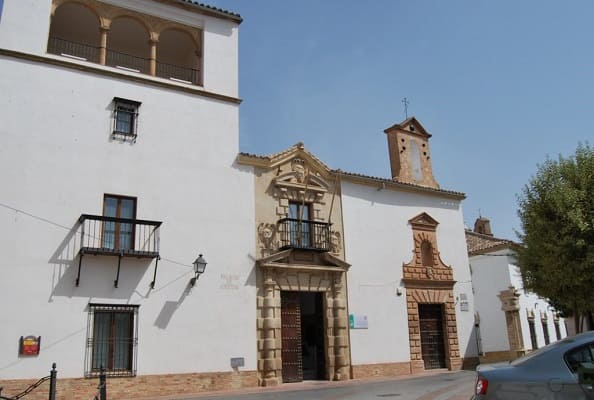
[466,218,567,363]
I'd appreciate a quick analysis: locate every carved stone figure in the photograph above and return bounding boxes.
[291,158,306,183]
[258,222,277,256]
[330,231,342,255]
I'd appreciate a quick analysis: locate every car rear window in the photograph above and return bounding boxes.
[510,340,571,366]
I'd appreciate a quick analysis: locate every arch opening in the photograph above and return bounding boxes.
[48,2,101,62]
[106,16,151,74]
[157,28,201,85]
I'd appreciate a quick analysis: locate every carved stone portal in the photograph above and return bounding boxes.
[402,212,460,372]
[256,250,351,386]
[498,286,524,355]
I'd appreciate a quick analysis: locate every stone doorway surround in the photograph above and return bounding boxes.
[498,286,526,359]
[256,249,351,386]
[402,213,462,373]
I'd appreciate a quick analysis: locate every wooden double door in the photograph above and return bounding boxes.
[281,291,326,382]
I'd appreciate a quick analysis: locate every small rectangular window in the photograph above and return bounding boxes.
[86,304,139,377]
[112,98,141,140]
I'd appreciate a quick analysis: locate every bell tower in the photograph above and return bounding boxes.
[385,117,439,189]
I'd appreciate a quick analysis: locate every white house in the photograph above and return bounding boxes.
[341,119,478,374]
[466,218,567,363]
[0,0,257,398]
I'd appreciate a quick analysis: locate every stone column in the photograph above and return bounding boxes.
[149,38,158,76]
[407,290,424,373]
[444,292,462,370]
[99,26,109,65]
[498,286,524,357]
[332,272,350,380]
[259,271,281,386]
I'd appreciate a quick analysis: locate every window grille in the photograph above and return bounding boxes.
[85,303,139,377]
[542,321,550,345]
[528,318,538,350]
[112,98,141,141]
[554,321,561,341]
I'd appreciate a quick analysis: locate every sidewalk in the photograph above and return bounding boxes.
[132,370,475,400]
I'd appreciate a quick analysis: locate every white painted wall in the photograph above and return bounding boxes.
[0,48,254,379]
[470,250,567,355]
[511,263,568,350]
[341,182,477,366]
[469,251,513,353]
[0,0,239,98]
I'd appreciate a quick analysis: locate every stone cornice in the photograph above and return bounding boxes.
[402,278,456,289]
[0,48,242,105]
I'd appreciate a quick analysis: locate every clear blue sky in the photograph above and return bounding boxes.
[208,0,593,241]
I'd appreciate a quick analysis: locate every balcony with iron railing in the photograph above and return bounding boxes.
[47,37,202,85]
[78,214,161,258]
[278,218,331,252]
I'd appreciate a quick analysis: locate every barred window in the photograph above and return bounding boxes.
[86,303,139,377]
[555,321,562,341]
[112,98,140,140]
[542,321,550,345]
[528,318,538,350]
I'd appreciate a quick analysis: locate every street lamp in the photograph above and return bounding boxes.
[190,254,207,286]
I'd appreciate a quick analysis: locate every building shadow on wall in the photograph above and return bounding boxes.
[48,220,152,301]
[153,283,193,329]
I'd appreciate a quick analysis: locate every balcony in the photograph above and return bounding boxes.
[47,37,201,85]
[48,2,203,86]
[278,218,330,252]
[78,214,161,258]
[76,214,162,287]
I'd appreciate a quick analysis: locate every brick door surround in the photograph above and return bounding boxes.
[402,213,461,373]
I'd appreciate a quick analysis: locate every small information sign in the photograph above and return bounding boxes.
[19,336,41,356]
[349,314,368,329]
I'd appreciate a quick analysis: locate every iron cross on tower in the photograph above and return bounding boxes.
[402,97,409,119]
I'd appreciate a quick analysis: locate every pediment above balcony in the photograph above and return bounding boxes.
[257,249,350,272]
[273,159,330,194]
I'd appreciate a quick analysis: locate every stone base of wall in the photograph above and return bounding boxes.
[446,357,463,371]
[479,350,525,364]
[461,357,480,370]
[0,370,259,400]
[352,362,411,379]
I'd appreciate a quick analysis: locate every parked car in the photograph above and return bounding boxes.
[472,331,594,399]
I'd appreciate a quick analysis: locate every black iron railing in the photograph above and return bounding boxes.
[78,214,161,258]
[156,61,201,85]
[47,36,99,62]
[278,218,330,252]
[47,37,201,85]
[0,363,57,400]
[106,49,150,74]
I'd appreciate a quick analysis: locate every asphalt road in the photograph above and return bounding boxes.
[166,370,475,400]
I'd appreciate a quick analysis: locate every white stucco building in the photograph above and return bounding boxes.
[466,218,567,363]
[1,0,478,398]
[0,0,258,398]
